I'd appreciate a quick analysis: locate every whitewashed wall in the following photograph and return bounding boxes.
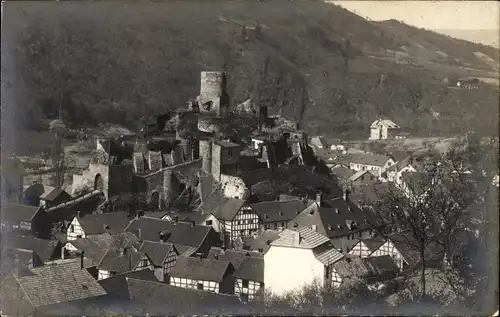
[170,277,220,293]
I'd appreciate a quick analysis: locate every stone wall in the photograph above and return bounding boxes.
[211,143,222,182]
[108,165,134,198]
[199,140,212,174]
[220,174,249,200]
[80,163,110,198]
[148,151,163,172]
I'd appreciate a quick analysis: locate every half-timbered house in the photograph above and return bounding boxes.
[169,255,235,294]
[1,203,52,238]
[139,240,178,282]
[97,247,153,280]
[66,211,131,241]
[6,233,63,267]
[233,256,265,301]
[249,199,308,231]
[348,236,387,258]
[264,227,344,295]
[199,196,259,247]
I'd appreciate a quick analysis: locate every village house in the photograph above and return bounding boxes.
[139,241,179,282]
[264,227,344,295]
[169,255,236,294]
[39,187,71,208]
[1,203,53,239]
[331,254,400,287]
[348,170,378,187]
[385,155,424,185]
[66,211,131,242]
[125,216,221,257]
[369,119,401,140]
[206,248,265,301]
[23,183,55,207]
[5,233,63,268]
[0,261,107,317]
[249,199,308,231]
[348,235,387,258]
[200,195,259,247]
[349,153,395,178]
[289,195,380,252]
[97,246,154,280]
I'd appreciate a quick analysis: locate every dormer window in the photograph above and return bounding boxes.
[337,224,342,229]
[293,223,298,228]
[279,212,284,216]
[328,225,333,231]
[334,208,339,214]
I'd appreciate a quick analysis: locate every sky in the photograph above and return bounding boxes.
[331,1,499,31]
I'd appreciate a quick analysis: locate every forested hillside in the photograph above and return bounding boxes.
[3,1,499,139]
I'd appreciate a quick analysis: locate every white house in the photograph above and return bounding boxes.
[349,153,395,178]
[369,119,401,140]
[169,255,236,294]
[97,247,154,280]
[385,156,420,185]
[66,211,130,241]
[264,227,344,296]
[139,241,179,282]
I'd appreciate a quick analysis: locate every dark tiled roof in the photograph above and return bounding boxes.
[139,241,175,267]
[350,153,392,167]
[348,182,390,206]
[245,230,280,253]
[211,198,246,221]
[3,203,41,224]
[7,233,60,263]
[207,249,262,270]
[24,184,53,201]
[98,270,158,300]
[86,232,140,250]
[250,199,307,223]
[289,198,378,239]
[387,233,444,266]
[40,187,71,202]
[46,191,105,222]
[97,248,147,273]
[125,217,213,248]
[349,170,377,182]
[67,238,108,265]
[233,256,264,283]
[169,256,233,282]
[331,166,355,180]
[360,235,387,252]
[6,261,106,307]
[77,212,131,236]
[125,278,242,314]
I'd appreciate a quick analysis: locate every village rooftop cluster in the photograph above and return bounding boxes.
[0,71,497,316]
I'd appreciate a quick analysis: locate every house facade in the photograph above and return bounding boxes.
[97,248,154,280]
[233,257,264,301]
[1,203,52,238]
[250,199,307,232]
[349,154,395,178]
[369,119,401,140]
[66,211,130,242]
[139,241,179,282]
[264,228,344,296]
[169,256,235,294]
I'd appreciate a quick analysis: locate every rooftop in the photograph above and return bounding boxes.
[271,227,330,249]
[76,212,131,236]
[350,153,392,167]
[169,256,233,282]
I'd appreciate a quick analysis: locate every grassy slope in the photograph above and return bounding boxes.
[3,1,499,142]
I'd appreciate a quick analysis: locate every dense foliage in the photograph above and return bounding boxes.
[4,1,499,139]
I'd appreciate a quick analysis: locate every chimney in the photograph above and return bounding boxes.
[174,216,179,223]
[316,192,322,206]
[77,210,81,219]
[294,232,301,246]
[311,225,317,232]
[80,251,84,270]
[343,189,349,201]
[191,220,196,227]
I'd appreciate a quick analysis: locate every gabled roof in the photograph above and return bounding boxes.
[289,199,378,239]
[2,261,106,307]
[76,212,131,236]
[124,278,242,314]
[370,119,400,129]
[349,170,377,182]
[387,233,445,266]
[169,256,234,282]
[97,248,147,273]
[2,203,41,224]
[233,256,264,283]
[98,270,158,300]
[7,233,60,263]
[250,199,307,223]
[244,230,280,253]
[40,187,71,202]
[125,217,213,248]
[207,249,263,270]
[360,235,387,252]
[271,227,330,249]
[139,241,175,267]
[331,166,355,180]
[23,184,55,201]
[211,197,246,221]
[312,243,344,266]
[350,153,392,167]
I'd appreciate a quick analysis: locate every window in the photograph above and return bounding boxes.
[206,220,213,226]
[242,279,249,288]
[273,223,278,230]
[197,283,204,290]
[70,225,75,233]
[240,230,245,236]
[76,235,82,239]
[141,258,148,267]
[281,222,285,228]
